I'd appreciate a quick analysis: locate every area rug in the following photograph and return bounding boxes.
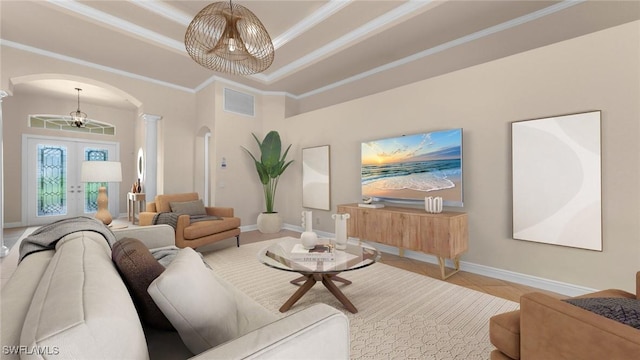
[202,239,519,360]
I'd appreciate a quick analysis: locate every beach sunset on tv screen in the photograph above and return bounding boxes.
[361,128,463,206]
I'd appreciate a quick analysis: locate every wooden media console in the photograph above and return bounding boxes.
[337,204,468,279]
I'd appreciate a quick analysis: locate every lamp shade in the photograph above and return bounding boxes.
[81,161,122,183]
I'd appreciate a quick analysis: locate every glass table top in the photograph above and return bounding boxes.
[258,236,380,274]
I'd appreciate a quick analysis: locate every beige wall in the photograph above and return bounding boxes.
[2,91,136,222]
[211,83,266,222]
[273,21,639,292]
[1,45,198,222]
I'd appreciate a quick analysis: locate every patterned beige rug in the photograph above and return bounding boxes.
[202,239,519,360]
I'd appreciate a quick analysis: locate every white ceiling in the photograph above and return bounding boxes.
[2,0,639,113]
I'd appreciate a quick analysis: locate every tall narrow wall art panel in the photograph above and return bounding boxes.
[512,111,602,251]
[302,145,331,210]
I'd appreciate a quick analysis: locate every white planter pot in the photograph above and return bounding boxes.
[257,212,283,234]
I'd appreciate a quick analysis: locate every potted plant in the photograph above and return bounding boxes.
[243,130,293,233]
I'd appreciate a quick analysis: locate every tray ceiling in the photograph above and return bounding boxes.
[2,1,639,112]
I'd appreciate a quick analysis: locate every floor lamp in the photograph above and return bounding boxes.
[81,161,122,226]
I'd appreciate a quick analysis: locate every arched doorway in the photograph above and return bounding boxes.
[5,74,143,226]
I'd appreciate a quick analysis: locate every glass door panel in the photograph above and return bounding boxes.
[36,144,68,217]
[83,148,109,213]
[26,136,119,226]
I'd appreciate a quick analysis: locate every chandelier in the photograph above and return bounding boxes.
[69,88,88,128]
[185,0,274,75]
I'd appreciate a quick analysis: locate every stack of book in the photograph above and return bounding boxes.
[290,243,335,262]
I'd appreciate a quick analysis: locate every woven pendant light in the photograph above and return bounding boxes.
[185,1,274,75]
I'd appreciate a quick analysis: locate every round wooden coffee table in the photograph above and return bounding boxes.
[258,236,380,313]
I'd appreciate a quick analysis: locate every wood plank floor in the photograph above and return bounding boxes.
[1,225,561,302]
[227,228,562,303]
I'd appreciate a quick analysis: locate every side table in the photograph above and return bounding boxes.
[127,192,146,225]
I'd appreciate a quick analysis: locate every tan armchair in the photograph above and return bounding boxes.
[490,272,640,359]
[139,192,241,249]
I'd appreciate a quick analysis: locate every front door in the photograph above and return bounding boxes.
[25,135,119,226]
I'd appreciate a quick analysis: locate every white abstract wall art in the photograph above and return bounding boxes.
[512,111,602,251]
[302,145,331,210]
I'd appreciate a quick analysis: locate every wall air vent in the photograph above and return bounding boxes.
[224,88,255,117]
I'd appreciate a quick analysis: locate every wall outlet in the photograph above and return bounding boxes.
[315,217,320,225]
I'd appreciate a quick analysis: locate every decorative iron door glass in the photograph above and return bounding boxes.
[512,111,602,251]
[25,136,119,226]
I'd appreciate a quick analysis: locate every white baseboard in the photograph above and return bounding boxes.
[278,223,597,297]
[282,223,334,238]
[4,222,24,228]
[240,224,258,232]
[457,260,597,297]
[378,244,596,297]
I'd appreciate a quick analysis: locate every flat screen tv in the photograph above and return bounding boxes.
[361,128,463,207]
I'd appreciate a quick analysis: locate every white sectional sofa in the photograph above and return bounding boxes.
[1,224,349,359]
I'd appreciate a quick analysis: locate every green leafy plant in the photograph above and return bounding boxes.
[242,131,293,213]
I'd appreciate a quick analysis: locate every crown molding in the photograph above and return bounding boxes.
[43,0,430,85]
[130,1,192,27]
[0,39,194,93]
[296,0,585,99]
[263,0,436,83]
[1,38,295,99]
[272,0,352,50]
[46,0,185,54]
[4,1,585,104]
[129,0,352,52]
[194,73,293,98]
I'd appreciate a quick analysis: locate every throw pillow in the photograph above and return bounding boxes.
[563,297,640,329]
[148,247,239,355]
[169,199,207,216]
[111,238,174,330]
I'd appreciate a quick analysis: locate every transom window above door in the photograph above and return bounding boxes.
[29,114,116,135]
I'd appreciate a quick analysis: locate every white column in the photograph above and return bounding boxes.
[1,90,9,257]
[143,114,161,202]
[204,132,211,206]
